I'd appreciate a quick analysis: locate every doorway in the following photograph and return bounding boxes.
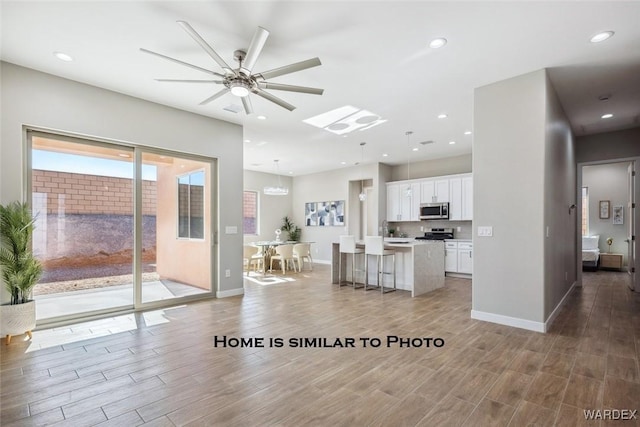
[578,159,638,292]
[28,131,215,322]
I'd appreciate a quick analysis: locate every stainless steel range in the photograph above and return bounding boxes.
[415,228,454,240]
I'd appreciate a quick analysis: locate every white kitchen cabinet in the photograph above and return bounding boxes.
[457,241,473,274]
[386,182,420,222]
[448,177,462,220]
[462,175,473,221]
[444,241,458,272]
[386,183,402,221]
[421,179,449,204]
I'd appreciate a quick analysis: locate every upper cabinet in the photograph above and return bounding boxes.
[462,175,473,221]
[421,179,449,203]
[387,173,472,222]
[387,181,421,222]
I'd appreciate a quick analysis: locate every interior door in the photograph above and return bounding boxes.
[627,162,636,291]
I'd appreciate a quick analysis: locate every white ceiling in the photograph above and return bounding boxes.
[2,1,640,176]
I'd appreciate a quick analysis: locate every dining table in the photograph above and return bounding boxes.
[248,240,313,274]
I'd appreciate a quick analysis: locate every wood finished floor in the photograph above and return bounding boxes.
[1,266,639,426]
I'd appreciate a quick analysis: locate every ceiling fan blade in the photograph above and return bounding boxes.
[258,82,324,95]
[177,20,235,75]
[155,79,224,84]
[242,96,254,115]
[255,57,322,80]
[253,88,296,111]
[140,48,224,77]
[199,88,230,105]
[239,27,269,76]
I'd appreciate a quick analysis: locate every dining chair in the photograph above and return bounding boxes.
[293,243,313,272]
[270,244,296,274]
[243,245,262,275]
[339,235,364,288]
[364,236,396,293]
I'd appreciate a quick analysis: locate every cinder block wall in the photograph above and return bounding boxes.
[32,170,156,215]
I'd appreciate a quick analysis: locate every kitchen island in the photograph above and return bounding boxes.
[331,240,444,297]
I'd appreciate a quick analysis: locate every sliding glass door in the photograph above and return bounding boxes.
[29,132,214,322]
[140,152,211,304]
[31,134,135,319]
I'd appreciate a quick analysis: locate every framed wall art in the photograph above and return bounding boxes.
[613,205,623,225]
[305,202,318,226]
[599,200,610,219]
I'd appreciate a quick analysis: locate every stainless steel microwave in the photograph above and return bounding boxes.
[419,202,449,220]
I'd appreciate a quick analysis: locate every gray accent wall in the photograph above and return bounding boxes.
[576,127,640,163]
[0,62,243,301]
[543,72,577,320]
[473,69,576,330]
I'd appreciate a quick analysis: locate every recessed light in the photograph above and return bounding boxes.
[244,139,251,143]
[601,113,613,119]
[590,31,614,43]
[257,115,267,120]
[449,141,456,145]
[340,161,346,165]
[53,51,73,62]
[437,114,448,119]
[464,131,472,135]
[412,148,419,151]
[288,171,293,175]
[429,38,447,49]
[382,153,388,157]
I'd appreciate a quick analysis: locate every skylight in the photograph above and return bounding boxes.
[303,105,387,135]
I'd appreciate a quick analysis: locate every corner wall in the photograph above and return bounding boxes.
[473,69,577,331]
[543,73,577,320]
[473,69,546,328]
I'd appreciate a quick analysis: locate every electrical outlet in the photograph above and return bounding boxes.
[225,269,231,278]
[457,226,461,232]
[420,226,424,232]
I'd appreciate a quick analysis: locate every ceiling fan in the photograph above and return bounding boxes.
[140,21,324,114]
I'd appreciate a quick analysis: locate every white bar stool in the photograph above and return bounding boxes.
[364,236,396,293]
[339,235,365,288]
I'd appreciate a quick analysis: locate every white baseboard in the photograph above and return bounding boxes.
[471,310,545,332]
[313,259,331,265]
[216,288,244,298]
[544,280,576,332]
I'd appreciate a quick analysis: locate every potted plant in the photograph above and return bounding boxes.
[0,201,43,344]
[281,216,301,242]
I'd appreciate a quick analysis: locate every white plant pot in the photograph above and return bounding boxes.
[0,300,36,337]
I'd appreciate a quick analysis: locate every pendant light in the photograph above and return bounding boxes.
[358,142,367,202]
[405,131,413,197]
[263,159,289,195]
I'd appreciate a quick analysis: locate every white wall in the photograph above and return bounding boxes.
[243,170,293,243]
[583,162,631,264]
[473,69,548,329]
[0,62,244,301]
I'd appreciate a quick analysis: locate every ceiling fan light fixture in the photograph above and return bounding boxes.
[229,81,250,97]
